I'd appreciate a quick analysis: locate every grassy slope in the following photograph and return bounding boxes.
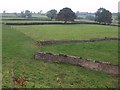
[12,24,118,41]
[41,41,118,64]
[2,25,118,88]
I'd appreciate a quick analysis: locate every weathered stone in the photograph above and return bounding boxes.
[37,37,120,46]
[34,52,119,75]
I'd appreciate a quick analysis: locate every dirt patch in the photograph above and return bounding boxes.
[34,52,119,75]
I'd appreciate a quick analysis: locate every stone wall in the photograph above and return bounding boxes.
[37,37,120,46]
[34,52,119,75]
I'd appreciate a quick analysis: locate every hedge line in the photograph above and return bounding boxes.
[3,21,99,25]
[3,22,64,25]
[2,21,119,26]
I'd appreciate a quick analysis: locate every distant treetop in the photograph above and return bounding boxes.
[57,7,76,23]
[95,8,112,24]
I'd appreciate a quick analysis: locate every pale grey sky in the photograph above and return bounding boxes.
[0,0,119,13]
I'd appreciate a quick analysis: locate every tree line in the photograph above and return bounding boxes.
[8,7,113,24]
[47,7,112,24]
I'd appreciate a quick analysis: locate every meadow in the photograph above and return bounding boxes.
[2,24,119,88]
[12,24,118,40]
[41,41,118,64]
[2,20,63,23]
[1,13,48,19]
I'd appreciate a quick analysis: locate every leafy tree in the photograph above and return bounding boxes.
[3,10,6,13]
[75,11,80,17]
[46,9,57,20]
[25,10,32,18]
[38,10,42,14]
[95,8,112,24]
[20,11,26,18]
[20,10,32,18]
[57,7,76,23]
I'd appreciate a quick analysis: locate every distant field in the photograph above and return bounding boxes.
[1,13,49,20]
[2,24,119,88]
[2,20,63,23]
[12,24,118,41]
[1,13,47,17]
[32,14,48,18]
[1,13,16,17]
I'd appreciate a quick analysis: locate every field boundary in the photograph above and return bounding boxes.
[3,21,97,25]
[35,37,119,75]
[34,52,119,75]
[37,37,120,46]
[3,21,119,27]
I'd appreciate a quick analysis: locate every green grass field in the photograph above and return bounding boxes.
[2,20,64,24]
[41,41,118,64]
[1,13,48,19]
[12,24,118,41]
[2,24,119,88]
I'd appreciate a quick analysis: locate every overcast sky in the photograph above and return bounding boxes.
[0,0,119,13]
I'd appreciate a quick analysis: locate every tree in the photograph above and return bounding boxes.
[3,10,6,14]
[25,10,32,18]
[46,9,57,20]
[75,11,80,17]
[20,11,26,18]
[20,10,32,18]
[38,10,43,14]
[57,7,76,23]
[95,8,112,24]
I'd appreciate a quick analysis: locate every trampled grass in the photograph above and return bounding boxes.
[2,25,119,88]
[41,41,118,64]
